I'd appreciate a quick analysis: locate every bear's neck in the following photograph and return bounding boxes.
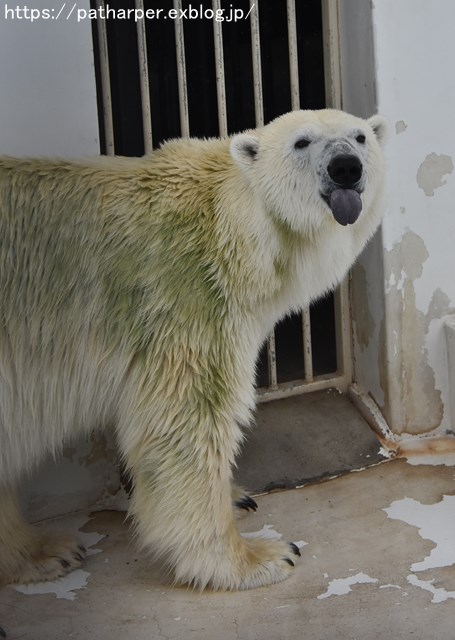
[212,178,311,326]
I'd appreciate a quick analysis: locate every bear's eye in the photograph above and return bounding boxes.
[356,134,366,144]
[294,138,311,149]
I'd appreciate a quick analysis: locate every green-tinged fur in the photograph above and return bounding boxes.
[0,109,388,590]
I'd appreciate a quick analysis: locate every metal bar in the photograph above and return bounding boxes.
[287,0,300,111]
[212,0,228,136]
[287,0,315,385]
[302,308,314,382]
[95,0,115,155]
[267,333,278,389]
[321,0,342,109]
[322,0,353,389]
[249,0,264,126]
[249,0,278,388]
[257,373,348,403]
[135,0,153,153]
[173,0,190,137]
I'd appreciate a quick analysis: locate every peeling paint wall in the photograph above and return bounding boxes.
[341,1,455,434]
[416,154,454,197]
[0,0,123,520]
[381,233,451,433]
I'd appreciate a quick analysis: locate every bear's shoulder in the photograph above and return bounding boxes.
[155,136,232,171]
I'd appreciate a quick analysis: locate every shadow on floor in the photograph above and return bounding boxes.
[235,389,384,493]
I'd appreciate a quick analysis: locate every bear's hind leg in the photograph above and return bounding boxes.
[0,486,86,587]
[231,483,258,515]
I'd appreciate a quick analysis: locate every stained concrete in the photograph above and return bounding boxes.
[236,389,384,493]
[2,459,455,640]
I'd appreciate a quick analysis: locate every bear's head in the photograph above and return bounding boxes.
[230,109,388,235]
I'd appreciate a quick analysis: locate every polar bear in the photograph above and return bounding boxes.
[0,109,387,591]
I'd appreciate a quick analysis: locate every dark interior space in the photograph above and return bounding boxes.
[91,0,335,388]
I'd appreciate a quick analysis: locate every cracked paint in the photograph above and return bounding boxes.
[13,514,105,601]
[444,316,455,427]
[13,569,92,602]
[385,495,455,572]
[241,524,283,541]
[380,231,445,434]
[318,495,455,604]
[241,524,308,551]
[317,573,378,599]
[406,575,455,604]
[384,495,455,603]
[416,152,454,196]
[395,120,407,134]
[379,584,401,590]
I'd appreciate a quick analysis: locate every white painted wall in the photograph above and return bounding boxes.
[341,1,455,435]
[0,0,99,156]
[0,0,123,519]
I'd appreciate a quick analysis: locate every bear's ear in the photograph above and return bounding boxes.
[368,114,389,147]
[230,133,259,168]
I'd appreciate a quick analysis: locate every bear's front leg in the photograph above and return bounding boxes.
[123,420,299,591]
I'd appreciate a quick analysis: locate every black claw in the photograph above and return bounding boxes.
[289,542,301,557]
[0,625,6,638]
[60,559,71,569]
[235,496,258,512]
[283,557,295,567]
[77,544,87,553]
[73,552,84,562]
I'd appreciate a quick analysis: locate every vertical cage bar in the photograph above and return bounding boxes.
[135,0,153,153]
[212,0,228,137]
[287,0,314,382]
[267,332,278,389]
[322,0,351,390]
[95,0,115,155]
[302,310,314,382]
[287,0,300,111]
[249,0,277,387]
[249,0,264,126]
[173,0,190,137]
[321,0,342,109]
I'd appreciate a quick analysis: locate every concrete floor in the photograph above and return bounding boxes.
[236,390,384,493]
[2,458,455,640]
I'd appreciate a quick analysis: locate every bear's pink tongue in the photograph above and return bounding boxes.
[329,189,362,226]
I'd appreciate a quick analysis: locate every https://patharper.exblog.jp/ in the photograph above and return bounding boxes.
[2,3,256,24]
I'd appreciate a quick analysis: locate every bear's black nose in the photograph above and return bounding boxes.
[327,154,362,187]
